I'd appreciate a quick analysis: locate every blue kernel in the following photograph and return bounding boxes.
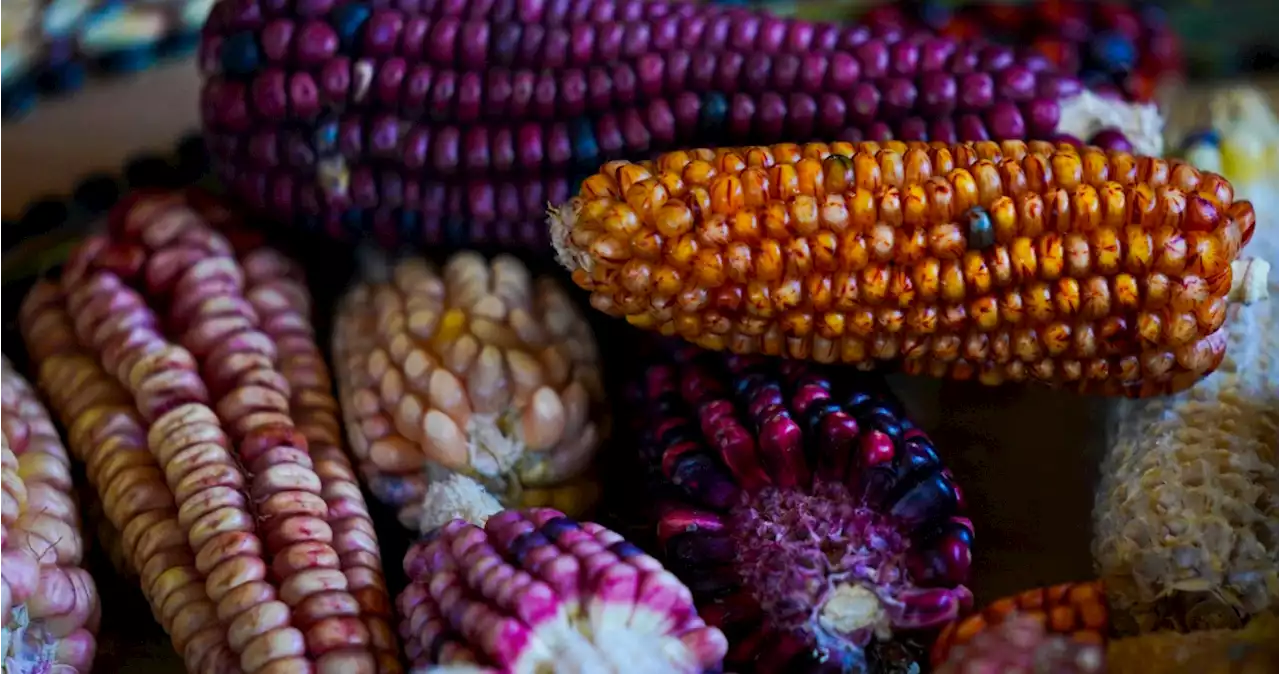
[341,208,366,240]
[1090,31,1137,74]
[1182,128,1221,150]
[39,62,86,93]
[963,206,994,250]
[220,31,261,77]
[509,531,550,565]
[395,209,422,244]
[539,516,581,541]
[608,541,645,559]
[313,120,340,154]
[569,118,599,168]
[699,92,729,135]
[332,3,372,48]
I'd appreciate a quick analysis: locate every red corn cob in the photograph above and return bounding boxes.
[397,507,728,672]
[625,343,973,673]
[20,190,399,674]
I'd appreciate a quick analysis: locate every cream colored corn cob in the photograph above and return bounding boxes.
[1093,257,1278,634]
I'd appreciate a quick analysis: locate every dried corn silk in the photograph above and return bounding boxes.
[1094,258,1278,633]
[332,249,607,534]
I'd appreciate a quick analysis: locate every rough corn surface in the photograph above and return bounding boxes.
[552,140,1257,397]
[17,189,398,674]
[332,250,607,534]
[1093,257,1278,633]
[1,357,100,674]
[931,581,1110,666]
[396,508,727,673]
[629,346,972,673]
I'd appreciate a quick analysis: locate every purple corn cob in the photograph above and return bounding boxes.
[625,346,974,673]
[397,508,728,673]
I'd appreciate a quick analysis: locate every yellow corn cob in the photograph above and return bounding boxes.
[550,140,1257,397]
[1107,614,1279,674]
[332,249,607,534]
[1093,257,1277,633]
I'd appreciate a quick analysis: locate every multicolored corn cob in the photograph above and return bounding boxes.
[1093,256,1277,634]
[933,584,1278,674]
[553,140,1257,397]
[931,580,1110,665]
[865,0,1184,103]
[18,190,399,673]
[196,0,1159,249]
[397,507,728,672]
[1,357,100,674]
[934,614,1106,674]
[625,345,972,672]
[332,249,608,534]
[1,0,212,118]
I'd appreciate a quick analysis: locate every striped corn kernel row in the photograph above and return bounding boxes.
[933,584,1277,674]
[1093,257,1277,633]
[0,358,100,674]
[552,140,1257,397]
[331,250,606,534]
[230,242,402,673]
[20,282,235,673]
[18,191,397,673]
[626,345,972,672]
[396,508,727,672]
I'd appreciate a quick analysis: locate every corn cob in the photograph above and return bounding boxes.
[623,345,972,672]
[196,0,1162,249]
[931,581,1110,665]
[1092,256,1277,633]
[934,614,1106,674]
[552,140,1256,397]
[19,190,399,674]
[332,249,607,534]
[396,507,729,672]
[1,357,100,674]
[933,585,1278,674]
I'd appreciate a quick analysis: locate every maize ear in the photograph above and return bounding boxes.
[551,140,1256,397]
[1092,256,1277,633]
[626,345,973,672]
[397,508,728,673]
[934,586,1277,674]
[332,249,608,535]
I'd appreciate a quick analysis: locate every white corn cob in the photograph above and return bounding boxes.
[1093,258,1279,634]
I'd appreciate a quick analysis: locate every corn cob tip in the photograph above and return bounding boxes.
[1229,258,1272,303]
[548,201,592,276]
[417,473,504,534]
[1059,90,1166,157]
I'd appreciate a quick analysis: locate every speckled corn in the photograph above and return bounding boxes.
[396,508,727,673]
[935,614,1105,674]
[332,250,607,534]
[551,140,1258,397]
[1093,257,1277,633]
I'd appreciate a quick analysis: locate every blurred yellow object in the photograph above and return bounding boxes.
[1108,614,1279,674]
[1210,87,1278,185]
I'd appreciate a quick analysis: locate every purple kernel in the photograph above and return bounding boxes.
[1089,128,1134,153]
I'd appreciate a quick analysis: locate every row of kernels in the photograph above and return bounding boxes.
[666,327,1220,391]
[590,141,1237,205]
[622,284,1219,351]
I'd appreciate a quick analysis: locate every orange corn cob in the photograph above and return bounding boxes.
[550,140,1258,397]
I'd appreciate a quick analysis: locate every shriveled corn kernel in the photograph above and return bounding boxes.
[332,250,608,534]
[551,142,1258,397]
[1093,258,1277,633]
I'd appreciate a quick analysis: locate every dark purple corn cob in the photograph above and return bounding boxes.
[198,0,1140,252]
[625,346,974,673]
[396,508,729,672]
